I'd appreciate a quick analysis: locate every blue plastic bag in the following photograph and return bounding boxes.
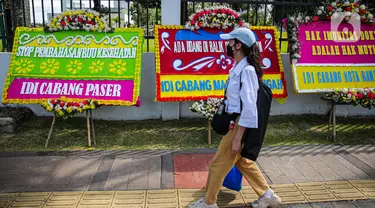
[222,166,243,191]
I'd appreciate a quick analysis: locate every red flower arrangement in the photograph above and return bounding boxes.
[42,98,99,119]
[322,88,375,109]
[184,6,250,30]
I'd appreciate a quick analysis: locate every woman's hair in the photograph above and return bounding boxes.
[234,39,263,79]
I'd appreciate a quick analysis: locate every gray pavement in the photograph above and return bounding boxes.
[0,145,375,207]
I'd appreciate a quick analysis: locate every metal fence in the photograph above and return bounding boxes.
[1,0,375,52]
[181,0,375,51]
[0,0,161,52]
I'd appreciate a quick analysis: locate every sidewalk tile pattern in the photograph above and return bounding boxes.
[0,180,374,208]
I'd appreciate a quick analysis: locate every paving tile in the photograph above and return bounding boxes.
[2,185,27,193]
[323,181,367,201]
[270,184,308,204]
[303,155,343,181]
[105,158,132,190]
[216,188,245,208]
[148,156,161,189]
[330,201,356,208]
[350,199,375,208]
[9,192,51,208]
[178,189,206,208]
[315,153,360,181]
[310,202,335,208]
[0,193,19,208]
[127,158,150,190]
[112,190,146,208]
[335,150,375,178]
[288,156,325,182]
[42,191,83,208]
[349,180,375,198]
[146,189,178,208]
[240,186,258,206]
[67,158,101,188]
[89,157,115,191]
[276,156,308,183]
[296,182,337,203]
[48,158,85,185]
[77,191,114,208]
[161,154,174,189]
[190,154,209,189]
[257,156,290,184]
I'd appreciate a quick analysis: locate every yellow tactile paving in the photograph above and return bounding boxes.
[9,192,51,208]
[271,184,308,204]
[240,186,258,207]
[112,191,146,208]
[3,180,375,207]
[146,189,178,208]
[216,188,245,207]
[296,182,336,203]
[178,189,205,208]
[0,193,19,208]
[350,180,375,198]
[323,181,367,201]
[43,192,83,208]
[77,191,114,208]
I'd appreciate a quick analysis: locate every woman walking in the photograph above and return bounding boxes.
[189,27,281,208]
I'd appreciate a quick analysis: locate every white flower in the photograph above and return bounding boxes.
[337,8,343,12]
[344,1,350,6]
[368,14,374,19]
[317,10,323,15]
[360,5,365,10]
[319,6,325,10]
[354,8,359,13]
[331,2,337,7]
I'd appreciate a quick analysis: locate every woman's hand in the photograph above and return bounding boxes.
[232,126,245,155]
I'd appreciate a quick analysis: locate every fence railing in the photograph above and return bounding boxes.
[0,0,161,52]
[180,0,374,52]
[1,0,375,52]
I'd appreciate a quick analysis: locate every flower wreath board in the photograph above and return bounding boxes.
[154,7,288,104]
[1,10,144,148]
[285,1,375,95]
[155,7,287,145]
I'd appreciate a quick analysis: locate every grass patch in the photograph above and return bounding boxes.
[0,115,374,152]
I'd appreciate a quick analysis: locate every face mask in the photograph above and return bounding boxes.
[226,43,236,58]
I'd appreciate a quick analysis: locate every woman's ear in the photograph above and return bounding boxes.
[235,42,242,50]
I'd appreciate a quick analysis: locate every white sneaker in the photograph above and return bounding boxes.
[188,197,218,208]
[255,193,282,208]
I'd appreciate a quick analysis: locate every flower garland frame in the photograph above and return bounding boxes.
[184,6,250,121]
[184,6,250,30]
[46,9,114,33]
[2,27,144,107]
[286,1,374,63]
[285,1,375,107]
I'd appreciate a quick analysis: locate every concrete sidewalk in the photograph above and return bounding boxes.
[1,144,375,207]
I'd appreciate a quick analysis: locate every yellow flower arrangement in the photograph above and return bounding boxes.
[14,58,34,74]
[40,59,59,75]
[109,60,127,75]
[66,60,83,75]
[41,98,99,119]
